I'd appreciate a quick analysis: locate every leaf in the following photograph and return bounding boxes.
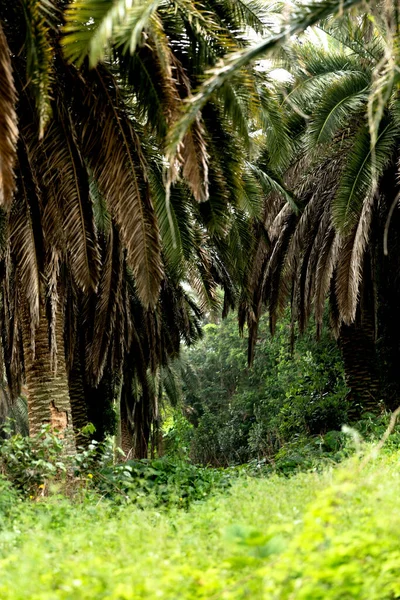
[332,119,400,232]
[0,24,18,209]
[166,0,363,160]
[10,165,40,332]
[40,111,102,292]
[74,66,163,307]
[306,71,369,145]
[22,0,54,138]
[63,0,162,67]
[246,162,299,213]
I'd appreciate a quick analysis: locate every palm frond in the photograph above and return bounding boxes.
[63,0,161,67]
[335,191,374,323]
[313,226,340,331]
[0,24,18,210]
[246,162,299,213]
[22,0,53,137]
[166,0,363,158]
[10,165,40,332]
[40,113,101,292]
[332,119,400,232]
[75,66,163,307]
[306,71,369,145]
[86,225,124,385]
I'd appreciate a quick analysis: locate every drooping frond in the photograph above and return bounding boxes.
[22,0,54,137]
[306,71,369,145]
[0,24,18,210]
[73,66,163,307]
[10,164,40,332]
[332,119,400,232]
[313,226,340,333]
[335,191,375,323]
[38,111,101,292]
[247,162,299,213]
[167,0,363,159]
[206,0,276,36]
[86,225,124,385]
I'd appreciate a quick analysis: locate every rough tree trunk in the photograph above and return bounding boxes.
[22,301,75,452]
[133,396,150,459]
[120,395,134,458]
[68,340,89,446]
[338,256,380,417]
[339,321,380,417]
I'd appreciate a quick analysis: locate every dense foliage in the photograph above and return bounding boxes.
[164,311,348,466]
[1,444,400,599]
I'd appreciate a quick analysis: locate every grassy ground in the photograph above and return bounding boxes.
[1,446,400,599]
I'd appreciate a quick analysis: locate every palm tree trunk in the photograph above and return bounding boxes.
[338,258,380,417]
[339,321,380,416]
[68,340,89,446]
[120,396,134,458]
[133,396,150,459]
[22,300,75,452]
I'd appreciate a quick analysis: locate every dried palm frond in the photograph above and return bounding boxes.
[0,24,18,210]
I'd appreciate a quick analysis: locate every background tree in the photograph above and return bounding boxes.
[241,15,400,415]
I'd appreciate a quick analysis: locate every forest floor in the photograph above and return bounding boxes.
[1,444,399,599]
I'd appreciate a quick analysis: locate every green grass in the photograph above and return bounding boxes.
[1,450,400,599]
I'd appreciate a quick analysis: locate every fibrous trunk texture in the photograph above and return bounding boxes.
[339,320,380,416]
[338,252,380,416]
[68,340,89,446]
[133,397,150,459]
[22,300,75,452]
[120,396,134,458]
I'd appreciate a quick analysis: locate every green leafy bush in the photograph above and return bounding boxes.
[95,458,234,507]
[0,426,68,495]
[176,310,348,466]
[0,426,232,508]
[0,475,18,521]
[1,449,400,599]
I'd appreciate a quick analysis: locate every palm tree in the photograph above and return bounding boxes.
[0,0,173,444]
[241,14,400,415]
[0,0,286,445]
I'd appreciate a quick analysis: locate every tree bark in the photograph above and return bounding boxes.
[339,321,380,416]
[338,257,381,417]
[120,395,134,458]
[68,340,89,446]
[133,396,150,459]
[22,300,75,452]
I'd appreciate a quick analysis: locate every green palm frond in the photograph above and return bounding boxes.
[22,0,54,138]
[207,0,278,35]
[257,83,293,170]
[0,24,18,210]
[332,119,400,232]
[318,14,384,61]
[63,0,159,67]
[286,41,365,78]
[166,0,363,160]
[305,71,369,145]
[247,162,299,213]
[150,167,186,281]
[90,172,111,236]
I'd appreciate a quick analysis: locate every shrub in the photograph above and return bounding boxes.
[95,458,234,507]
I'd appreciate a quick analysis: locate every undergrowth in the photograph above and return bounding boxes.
[1,417,400,598]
